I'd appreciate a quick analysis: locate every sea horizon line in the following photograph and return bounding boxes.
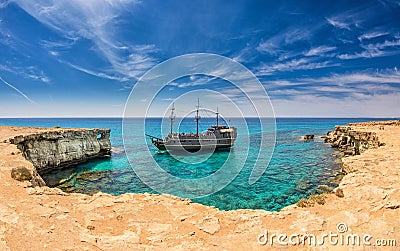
[0,117,399,119]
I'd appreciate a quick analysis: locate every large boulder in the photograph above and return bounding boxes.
[10,166,46,187]
[11,166,32,181]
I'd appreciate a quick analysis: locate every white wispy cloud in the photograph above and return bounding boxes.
[304,46,336,56]
[338,51,382,60]
[325,5,375,31]
[326,17,351,30]
[169,81,208,88]
[363,39,400,50]
[338,39,400,59]
[0,64,50,83]
[0,76,35,103]
[0,1,9,8]
[256,41,281,56]
[309,70,400,85]
[272,92,400,117]
[255,22,331,63]
[256,26,314,56]
[232,44,254,63]
[264,69,400,105]
[25,66,50,83]
[377,0,400,9]
[13,0,158,81]
[169,76,218,88]
[255,58,339,76]
[40,39,75,50]
[64,61,128,81]
[49,51,58,56]
[272,69,400,90]
[358,31,389,41]
[283,28,312,44]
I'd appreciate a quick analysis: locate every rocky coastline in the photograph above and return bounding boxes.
[324,121,399,176]
[325,125,380,157]
[0,122,399,250]
[10,128,111,175]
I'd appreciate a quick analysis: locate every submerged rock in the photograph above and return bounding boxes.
[62,186,85,193]
[316,185,334,194]
[56,170,111,194]
[58,172,78,185]
[76,170,112,182]
[274,196,287,205]
[294,179,313,192]
[296,194,327,207]
[58,182,75,190]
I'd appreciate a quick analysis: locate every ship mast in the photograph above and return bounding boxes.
[195,98,200,135]
[169,103,175,135]
[216,107,219,127]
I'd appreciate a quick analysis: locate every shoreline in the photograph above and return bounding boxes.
[0,122,399,250]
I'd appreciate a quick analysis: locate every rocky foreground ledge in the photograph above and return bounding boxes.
[0,123,399,250]
[9,128,111,174]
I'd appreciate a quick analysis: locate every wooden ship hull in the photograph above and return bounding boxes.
[148,132,236,152]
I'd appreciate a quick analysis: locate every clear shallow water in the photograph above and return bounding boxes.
[0,117,392,211]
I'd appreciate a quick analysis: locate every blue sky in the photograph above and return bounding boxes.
[0,0,399,117]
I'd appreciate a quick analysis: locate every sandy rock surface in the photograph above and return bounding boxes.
[0,124,399,250]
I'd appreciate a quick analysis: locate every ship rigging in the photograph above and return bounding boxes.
[146,100,237,152]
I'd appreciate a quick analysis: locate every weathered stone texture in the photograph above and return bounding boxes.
[9,129,111,173]
[324,126,380,157]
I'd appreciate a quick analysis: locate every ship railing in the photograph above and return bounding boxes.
[145,134,163,142]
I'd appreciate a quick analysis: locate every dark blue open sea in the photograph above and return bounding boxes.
[0,117,392,211]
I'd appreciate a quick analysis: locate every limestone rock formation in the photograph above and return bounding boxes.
[10,166,32,181]
[324,126,380,157]
[9,129,111,173]
[10,166,46,187]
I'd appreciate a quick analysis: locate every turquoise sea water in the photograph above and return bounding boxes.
[0,117,392,211]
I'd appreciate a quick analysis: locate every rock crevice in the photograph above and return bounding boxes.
[9,129,111,174]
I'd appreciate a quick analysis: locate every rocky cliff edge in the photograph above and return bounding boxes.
[9,128,111,174]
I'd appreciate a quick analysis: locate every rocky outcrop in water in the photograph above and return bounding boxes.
[10,129,111,173]
[324,126,381,156]
[303,134,314,141]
